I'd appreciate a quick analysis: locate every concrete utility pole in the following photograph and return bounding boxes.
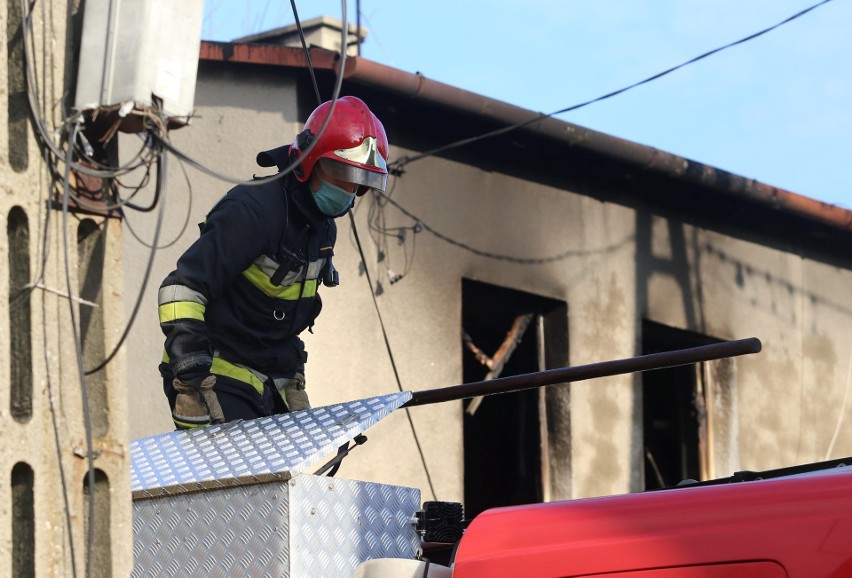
[0,1,132,575]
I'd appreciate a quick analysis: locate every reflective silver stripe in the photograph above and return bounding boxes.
[158,284,207,306]
[252,254,284,279]
[249,255,326,286]
[305,258,326,280]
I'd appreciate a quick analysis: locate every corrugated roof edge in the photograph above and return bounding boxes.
[200,41,852,232]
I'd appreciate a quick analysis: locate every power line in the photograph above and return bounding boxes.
[373,184,633,265]
[84,146,168,376]
[388,0,835,175]
[348,211,439,500]
[289,0,438,499]
[121,157,195,250]
[61,120,96,578]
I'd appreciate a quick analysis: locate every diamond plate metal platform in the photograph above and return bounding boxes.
[131,393,420,577]
[132,475,421,578]
[131,391,412,498]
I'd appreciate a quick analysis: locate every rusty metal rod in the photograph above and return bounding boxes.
[405,337,761,408]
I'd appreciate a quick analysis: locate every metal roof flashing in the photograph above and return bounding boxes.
[130,391,412,499]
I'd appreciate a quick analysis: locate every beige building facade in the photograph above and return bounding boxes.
[122,38,852,514]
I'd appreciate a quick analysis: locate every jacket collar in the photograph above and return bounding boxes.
[289,180,330,230]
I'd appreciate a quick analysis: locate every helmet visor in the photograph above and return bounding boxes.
[319,157,388,193]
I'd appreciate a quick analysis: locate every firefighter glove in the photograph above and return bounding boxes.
[172,374,225,428]
[277,373,311,412]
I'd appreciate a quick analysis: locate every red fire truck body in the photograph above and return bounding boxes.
[452,465,852,577]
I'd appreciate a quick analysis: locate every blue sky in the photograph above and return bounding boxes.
[202,0,852,209]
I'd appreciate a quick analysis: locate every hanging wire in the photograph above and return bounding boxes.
[374,186,631,264]
[85,139,168,376]
[61,120,96,578]
[150,17,349,188]
[121,156,194,250]
[364,177,418,283]
[74,0,350,377]
[38,119,80,578]
[20,0,175,572]
[289,0,438,498]
[289,0,322,105]
[825,343,852,460]
[388,0,835,175]
[348,210,439,500]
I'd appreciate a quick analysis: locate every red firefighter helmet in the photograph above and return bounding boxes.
[290,96,389,195]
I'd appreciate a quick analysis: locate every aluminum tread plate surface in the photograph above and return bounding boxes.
[132,482,291,578]
[131,476,420,578]
[130,392,411,495]
[290,476,421,576]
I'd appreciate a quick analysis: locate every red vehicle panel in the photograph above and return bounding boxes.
[452,468,852,578]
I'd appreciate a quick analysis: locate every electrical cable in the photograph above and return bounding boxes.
[9,150,55,308]
[40,142,79,578]
[71,131,152,174]
[288,0,438,497]
[388,0,835,175]
[61,120,96,578]
[151,0,355,188]
[66,0,354,376]
[23,4,170,571]
[364,177,418,283]
[121,156,194,250]
[374,186,630,264]
[289,0,322,105]
[111,154,159,213]
[58,133,163,214]
[150,19,348,188]
[21,2,82,573]
[348,210,439,500]
[85,142,168,376]
[824,344,852,460]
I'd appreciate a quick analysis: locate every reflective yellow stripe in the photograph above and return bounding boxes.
[173,418,206,429]
[159,301,206,323]
[210,357,265,394]
[241,264,317,299]
[162,349,264,396]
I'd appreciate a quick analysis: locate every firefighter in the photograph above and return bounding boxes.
[158,96,389,428]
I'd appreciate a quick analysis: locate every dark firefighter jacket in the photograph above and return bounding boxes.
[158,175,336,393]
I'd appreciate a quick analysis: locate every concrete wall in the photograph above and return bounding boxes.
[0,1,131,575]
[123,60,852,508]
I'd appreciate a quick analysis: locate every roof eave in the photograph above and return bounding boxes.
[199,41,852,232]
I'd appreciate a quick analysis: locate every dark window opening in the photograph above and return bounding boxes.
[7,0,29,172]
[462,279,568,518]
[78,219,109,436]
[83,469,112,577]
[9,206,32,422]
[642,320,718,489]
[12,462,35,578]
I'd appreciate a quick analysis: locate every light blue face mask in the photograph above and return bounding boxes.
[313,180,357,217]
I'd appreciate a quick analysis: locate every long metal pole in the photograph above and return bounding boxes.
[405,337,761,407]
